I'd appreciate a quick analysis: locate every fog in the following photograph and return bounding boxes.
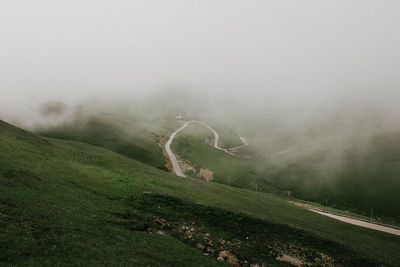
[2,1,400,223]
[1,0,400,131]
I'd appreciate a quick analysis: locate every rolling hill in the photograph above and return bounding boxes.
[36,113,175,170]
[1,119,400,266]
[172,121,400,225]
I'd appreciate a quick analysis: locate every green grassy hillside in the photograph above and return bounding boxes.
[36,114,174,169]
[171,123,274,192]
[1,120,400,266]
[173,122,400,225]
[259,131,400,225]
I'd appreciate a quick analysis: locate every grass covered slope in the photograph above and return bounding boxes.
[174,121,400,225]
[171,123,275,192]
[259,131,400,225]
[0,120,222,266]
[37,114,171,169]
[1,120,400,266]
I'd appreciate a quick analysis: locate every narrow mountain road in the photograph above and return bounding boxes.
[289,201,400,236]
[309,209,400,236]
[165,121,248,177]
[166,121,400,237]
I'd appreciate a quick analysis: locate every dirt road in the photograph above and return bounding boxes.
[164,121,248,177]
[309,209,400,236]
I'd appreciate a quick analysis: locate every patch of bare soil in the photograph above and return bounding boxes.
[132,215,338,267]
[198,168,214,181]
[178,159,214,182]
[179,160,197,175]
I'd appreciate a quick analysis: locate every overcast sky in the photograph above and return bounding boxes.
[1,1,400,117]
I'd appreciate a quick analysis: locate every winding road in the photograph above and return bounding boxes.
[165,121,248,177]
[165,121,400,236]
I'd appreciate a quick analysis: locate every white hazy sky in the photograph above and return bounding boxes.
[1,1,400,114]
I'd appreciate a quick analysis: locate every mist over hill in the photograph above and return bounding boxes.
[1,1,400,265]
[5,88,395,223]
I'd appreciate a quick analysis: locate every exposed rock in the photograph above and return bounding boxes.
[275,254,305,266]
[206,247,215,254]
[180,160,196,174]
[217,256,225,261]
[218,250,239,265]
[145,215,337,267]
[226,254,239,265]
[219,250,230,258]
[196,243,205,251]
[198,168,214,181]
[153,218,171,228]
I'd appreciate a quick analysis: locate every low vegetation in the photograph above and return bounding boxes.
[1,120,399,266]
[172,122,400,225]
[37,114,173,169]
